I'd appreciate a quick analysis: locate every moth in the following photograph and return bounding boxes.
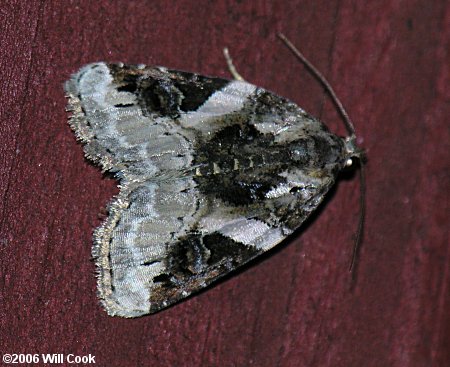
[65,35,363,317]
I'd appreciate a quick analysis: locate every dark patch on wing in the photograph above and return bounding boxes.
[193,123,290,206]
[108,63,140,93]
[139,78,182,118]
[168,70,230,113]
[162,231,259,277]
[202,232,259,266]
[149,231,261,313]
[108,64,230,118]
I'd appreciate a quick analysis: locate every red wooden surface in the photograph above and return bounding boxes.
[1,1,448,366]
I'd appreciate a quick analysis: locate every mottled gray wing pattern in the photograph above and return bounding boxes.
[65,63,348,317]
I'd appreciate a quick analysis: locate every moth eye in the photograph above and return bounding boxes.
[345,158,353,167]
[290,187,301,194]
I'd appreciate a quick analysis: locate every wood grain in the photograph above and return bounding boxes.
[1,1,448,366]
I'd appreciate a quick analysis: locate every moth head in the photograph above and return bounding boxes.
[343,134,366,168]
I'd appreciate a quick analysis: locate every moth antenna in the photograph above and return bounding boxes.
[277,32,365,274]
[277,32,356,137]
[223,47,245,81]
[349,165,366,272]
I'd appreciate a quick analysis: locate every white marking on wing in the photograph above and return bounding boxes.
[179,81,256,133]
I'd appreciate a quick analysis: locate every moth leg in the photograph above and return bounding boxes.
[223,48,245,81]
